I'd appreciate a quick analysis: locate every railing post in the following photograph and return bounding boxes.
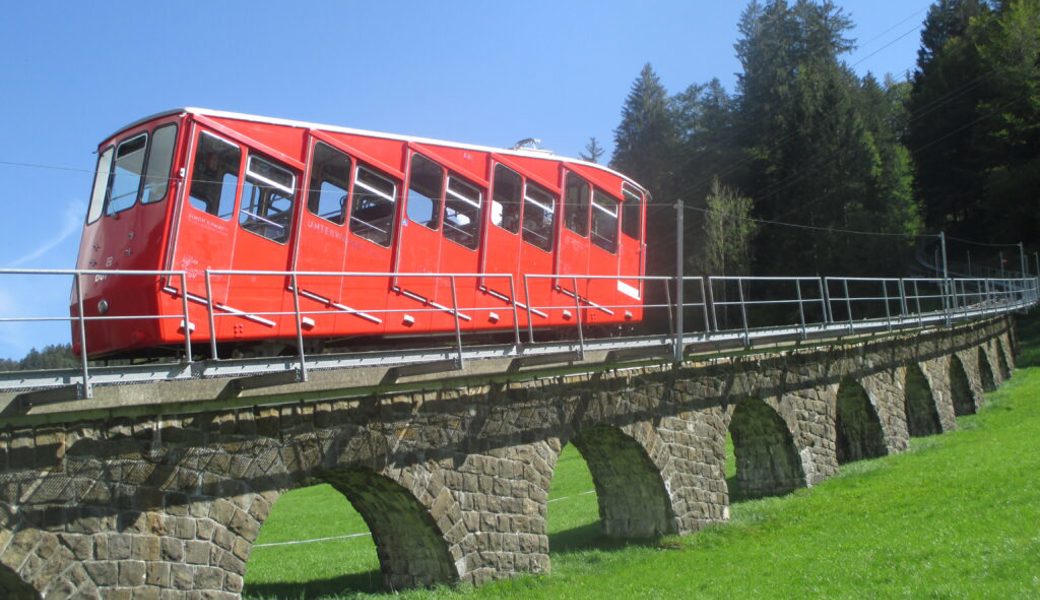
[795,279,806,339]
[180,272,193,363]
[450,275,464,368]
[882,280,892,331]
[572,276,585,360]
[507,275,521,350]
[674,199,684,364]
[523,274,535,344]
[898,279,908,324]
[205,270,219,360]
[291,273,308,382]
[700,277,710,333]
[707,277,719,332]
[664,279,675,339]
[819,278,830,325]
[737,278,750,347]
[842,278,853,331]
[74,273,92,399]
[913,280,923,327]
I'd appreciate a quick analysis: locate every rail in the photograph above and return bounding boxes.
[0,268,1035,399]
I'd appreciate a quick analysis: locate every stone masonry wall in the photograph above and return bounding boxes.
[0,317,1014,599]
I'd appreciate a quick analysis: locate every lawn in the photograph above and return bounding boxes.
[246,318,1040,598]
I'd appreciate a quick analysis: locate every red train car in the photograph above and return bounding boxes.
[71,109,649,357]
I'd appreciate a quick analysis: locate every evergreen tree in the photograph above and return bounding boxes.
[579,137,605,163]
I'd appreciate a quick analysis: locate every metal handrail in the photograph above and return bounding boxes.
[0,267,1036,399]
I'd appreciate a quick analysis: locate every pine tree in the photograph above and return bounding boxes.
[579,137,605,163]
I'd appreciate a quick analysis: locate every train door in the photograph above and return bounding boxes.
[483,163,523,324]
[483,159,559,332]
[617,184,646,322]
[556,170,593,323]
[170,127,243,342]
[226,147,301,343]
[294,137,395,338]
[586,186,623,325]
[393,151,445,333]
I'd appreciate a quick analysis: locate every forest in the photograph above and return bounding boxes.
[608,0,1040,281]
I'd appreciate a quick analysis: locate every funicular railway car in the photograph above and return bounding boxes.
[72,108,649,357]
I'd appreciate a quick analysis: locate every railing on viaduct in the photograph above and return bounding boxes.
[0,268,1036,402]
[0,266,1033,599]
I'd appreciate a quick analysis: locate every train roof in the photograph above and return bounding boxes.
[109,108,649,195]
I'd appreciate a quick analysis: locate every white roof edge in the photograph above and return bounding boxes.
[105,107,648,194]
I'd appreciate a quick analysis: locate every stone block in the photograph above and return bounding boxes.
[194,566,224,590]
[184,540,211,565]
[117,560,147,586]
[170,563,194,590]
[146,561,171,587]
[161,537,184,562]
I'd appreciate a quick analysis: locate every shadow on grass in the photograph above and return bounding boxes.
[243,568,383,599]
[1014,313,1040,368]
[548,522,664,556]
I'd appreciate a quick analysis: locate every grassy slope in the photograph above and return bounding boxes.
[247,318,1040,599]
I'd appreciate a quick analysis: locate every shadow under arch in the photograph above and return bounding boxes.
[0,563,39,600]
[322,468,457,590]
[978,347,997,393]
[835,379,887,464]
[728,397,805,500]
[904,364,942,437]
[570,425,675,539]
[949,355,976,416]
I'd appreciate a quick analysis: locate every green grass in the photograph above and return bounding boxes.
[246,318,1040,599]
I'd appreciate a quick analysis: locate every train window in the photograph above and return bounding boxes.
[239,154,296,244]
[86,147,113,224]
[107,133,147,216]
[308,142,351,225]
[407,154,443,230]
[141,125,177,204]
[591,189,619,253]
[621,185,642,240]
[189,132,241,220]
[522,183,556,252]
[491,164,521,234]
[444,176,482,249]
[350,165,397,247]
[564,172,590,236]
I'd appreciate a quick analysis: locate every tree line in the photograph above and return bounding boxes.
[609,0,1039,281]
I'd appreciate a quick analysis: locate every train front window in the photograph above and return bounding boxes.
[141,124,177,204]
[107,134,147,216]
[86,147,113,224]
[564,172,590,236]
[407,154,443,230]
[491,164,522,234]
[239,155,296,244]
[308,142,351,225]
[351,165,397,247]
[622,185,642,240]
[189,132,240,220]
[591,189,619,254]
[444,176,482,249]
[522,183,556,252]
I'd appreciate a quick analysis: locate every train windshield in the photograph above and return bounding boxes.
[86,124,179,224]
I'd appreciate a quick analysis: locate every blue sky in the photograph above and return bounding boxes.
[0,0,933,359]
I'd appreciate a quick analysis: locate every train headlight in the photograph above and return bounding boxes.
[97,299,109,315]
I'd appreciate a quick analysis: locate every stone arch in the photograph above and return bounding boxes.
[318,468,459,590]
[835,379,887,464]
[949,354,976,416]
[904,364,942,437]
[570,426,675,538]
[977,346,997,393]
[0,563,39,600]
[727,397,805,499]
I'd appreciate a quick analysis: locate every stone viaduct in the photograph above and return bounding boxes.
[0,316,1017,599]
